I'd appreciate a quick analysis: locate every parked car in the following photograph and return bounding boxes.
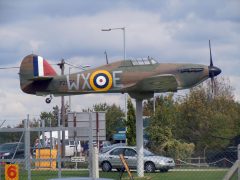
[100,141,111,149]
[100,143,126,153]
[99,146,175,173]
[0,142,25,160]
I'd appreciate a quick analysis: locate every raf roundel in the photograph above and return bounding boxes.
[90,70,113,91]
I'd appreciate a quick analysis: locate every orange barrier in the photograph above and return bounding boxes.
[35,148,57,169]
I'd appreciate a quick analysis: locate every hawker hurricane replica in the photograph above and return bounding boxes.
[19,41,221,103]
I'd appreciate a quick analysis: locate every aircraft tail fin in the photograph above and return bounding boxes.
[19,54,57,94]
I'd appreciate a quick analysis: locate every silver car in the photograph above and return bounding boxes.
[99,146,175,173]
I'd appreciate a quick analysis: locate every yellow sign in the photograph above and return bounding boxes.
[5,164,19,180]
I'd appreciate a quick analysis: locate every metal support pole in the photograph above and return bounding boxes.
[57,112,62,178]
[123,27,126,61]
[24,119,27,170]
[50,119,52,168]
[125,94,128,144]
[101,27,126,60]
[37,120,41,168]
[96,112,99,149]
[89,113,93,177]
[24,115,31,180]
[136,99,144,177]
[73,113,77,169]
[92,145,99,178]
[61,99,66,158]
[42,120,45,147]
[101,27,128,144]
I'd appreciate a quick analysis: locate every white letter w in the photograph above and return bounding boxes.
[67,74,80,90]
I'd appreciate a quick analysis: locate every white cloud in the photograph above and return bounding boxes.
[0,0,239,126]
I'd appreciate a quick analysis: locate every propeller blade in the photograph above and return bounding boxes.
[209,40,213,67]
[211,77,214,95]
[207,40,221,99]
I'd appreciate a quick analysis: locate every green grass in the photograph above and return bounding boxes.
[1,169,229,180]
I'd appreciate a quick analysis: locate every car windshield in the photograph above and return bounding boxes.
[144,149,155,156]
[0,143,18,151]
[101,148,112,153]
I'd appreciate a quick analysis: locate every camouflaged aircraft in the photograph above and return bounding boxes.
[19,41,221,103]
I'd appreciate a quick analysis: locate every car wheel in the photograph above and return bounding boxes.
[102,161,112,172]
[145,162,155,173]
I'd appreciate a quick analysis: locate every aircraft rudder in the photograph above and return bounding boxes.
[19,54,57,94]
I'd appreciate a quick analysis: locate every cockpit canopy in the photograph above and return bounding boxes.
[131,57,157,66]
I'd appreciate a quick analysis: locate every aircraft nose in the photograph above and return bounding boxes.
[209,66,221,78]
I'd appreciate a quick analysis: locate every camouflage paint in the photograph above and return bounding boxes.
[19,54,217,98]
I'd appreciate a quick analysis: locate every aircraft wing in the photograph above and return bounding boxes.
[126,74,178,92]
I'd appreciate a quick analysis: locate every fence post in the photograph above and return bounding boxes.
[42,120,45,147]
[24,115,31,180]
[57,112,62,178]
[88,113,93,177]
[92,146,99,178]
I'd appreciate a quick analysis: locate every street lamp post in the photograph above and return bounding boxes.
[101,27,126,61]
[101,27,128,143]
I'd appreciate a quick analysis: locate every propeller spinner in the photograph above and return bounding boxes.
[208,40,221,94]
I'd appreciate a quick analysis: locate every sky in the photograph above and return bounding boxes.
[0,0,239,126]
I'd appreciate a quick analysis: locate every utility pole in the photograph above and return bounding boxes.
[58,59,65,158]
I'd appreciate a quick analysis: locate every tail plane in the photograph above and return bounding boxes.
[19,54,57,94]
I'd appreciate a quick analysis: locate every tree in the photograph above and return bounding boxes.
[93,103,109,112]
[105,104,125,141]
[146,94,195,159]
[126,98,136,146]
[143,98,154,116]
[175,77,240,154]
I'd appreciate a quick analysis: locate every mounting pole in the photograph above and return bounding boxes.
[136,98,144,177]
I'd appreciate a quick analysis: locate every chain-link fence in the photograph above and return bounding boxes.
[0,115,239,180]
[0,114,93,180]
